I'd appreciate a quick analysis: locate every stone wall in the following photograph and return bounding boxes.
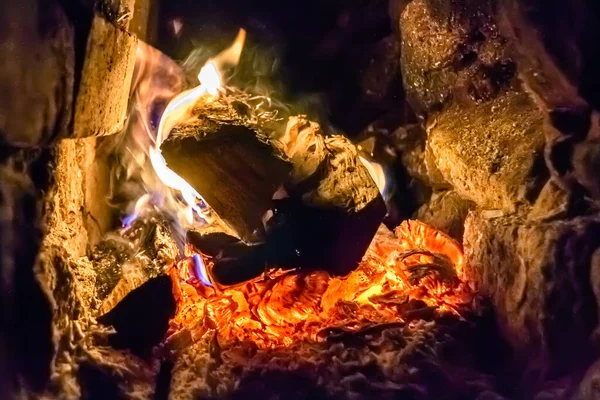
[0,0,148,397]
[394,0,600,394]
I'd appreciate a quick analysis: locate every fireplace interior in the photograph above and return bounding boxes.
[2,0,600,399]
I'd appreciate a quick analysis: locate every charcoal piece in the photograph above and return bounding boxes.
[188,193,385,283]
[187,231,268,286]
[161,116,292,244]
[190,196,386,284]
[98,275,176,358]
[264,195,386,276]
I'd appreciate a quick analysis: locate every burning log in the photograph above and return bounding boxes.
[160,96,292,244]
[160,100,386,284]
[98,275,176,358]
[266,116,387,276]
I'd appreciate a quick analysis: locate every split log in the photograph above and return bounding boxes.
[161,99,386,284]
[161,97,291,244]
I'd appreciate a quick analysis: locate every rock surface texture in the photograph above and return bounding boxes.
[0,0,157,398]
[396,0,600,394]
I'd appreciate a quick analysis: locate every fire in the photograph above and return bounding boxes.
[122,30,246,230]
[150,29,246,227]
[168,220,472,349]
[123,31,472,351]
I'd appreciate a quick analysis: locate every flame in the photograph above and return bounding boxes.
[123,32,472,352]
[359,155,388,200]
[198,62,221,96]
[168,220,472,349]
[149,29,246,226]
[121,30,246,231]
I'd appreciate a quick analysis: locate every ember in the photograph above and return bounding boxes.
[168,220,472,348]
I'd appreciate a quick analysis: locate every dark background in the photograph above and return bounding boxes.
[153,0,405,135]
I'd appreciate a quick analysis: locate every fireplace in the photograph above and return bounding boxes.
[3,0,600,399]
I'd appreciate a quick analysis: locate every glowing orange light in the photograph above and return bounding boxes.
[168,220,472,349]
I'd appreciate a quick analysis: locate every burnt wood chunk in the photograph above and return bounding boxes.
[181,111,386,284]
[268,116,386,275]
[161,102,292,244]
[98,275,176,358]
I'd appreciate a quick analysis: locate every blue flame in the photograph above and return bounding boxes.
[192,254,212,287]
[121,212,138,229]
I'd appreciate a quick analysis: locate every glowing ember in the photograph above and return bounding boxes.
[168,220,472,349]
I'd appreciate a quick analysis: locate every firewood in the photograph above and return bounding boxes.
[161,97,292,244]
[161,98,386,284]
[98,275,176,358]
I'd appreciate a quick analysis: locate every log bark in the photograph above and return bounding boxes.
[161,100,386,284]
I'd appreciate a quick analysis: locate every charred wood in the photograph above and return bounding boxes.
[162,100,386,284]
[162,106,292,244]
[98,275,176,358]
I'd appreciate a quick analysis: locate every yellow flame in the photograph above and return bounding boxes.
[198,61,221,96]
[212,29,247,70]
[147,29,247,226]
[196,29,246,97]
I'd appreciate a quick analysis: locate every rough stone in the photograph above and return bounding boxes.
[399,0,547,213]
[495,0,594,206]
[0,0,74,145]
[572,112,600,202]
[428,88,547,212]
[44,138,113,259]
[396,124,449,190]
[0,162,52,394]
[463,212,600,382]
[527,180,570,222]
[415,190,474,241]
[576,359,600,400]
[73,15,137,138]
